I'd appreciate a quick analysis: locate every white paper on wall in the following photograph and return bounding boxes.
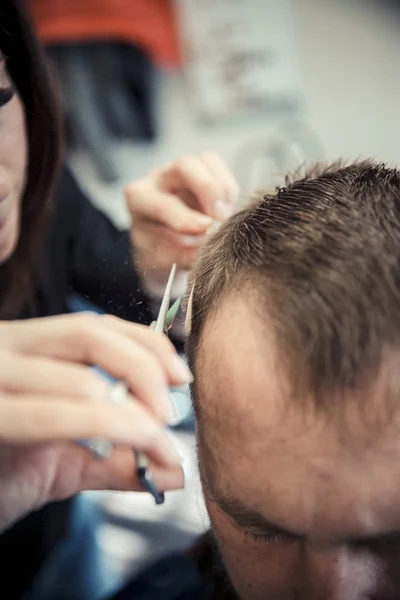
[175,0,302,122]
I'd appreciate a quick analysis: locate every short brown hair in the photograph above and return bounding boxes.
[187,160,400,403]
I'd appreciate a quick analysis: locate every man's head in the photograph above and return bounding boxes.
[187,161,400,599]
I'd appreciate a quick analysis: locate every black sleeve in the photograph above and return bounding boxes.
[54,166,154,324]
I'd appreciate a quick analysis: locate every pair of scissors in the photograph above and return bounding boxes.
[79,264,182,506]
[136,263,182,505]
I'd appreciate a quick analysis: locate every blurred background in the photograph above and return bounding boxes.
[23,0,400,596]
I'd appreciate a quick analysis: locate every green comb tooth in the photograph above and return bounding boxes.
[165,297,182,331]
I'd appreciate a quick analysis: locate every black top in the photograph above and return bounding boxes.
[108,533,237,600]
[0,166,158,599]
[36,166,154,323]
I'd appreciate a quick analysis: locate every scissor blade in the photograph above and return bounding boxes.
[150,293,181,333]
[154,263,177,333]
[139,263,177,506]
[165,296,182,332]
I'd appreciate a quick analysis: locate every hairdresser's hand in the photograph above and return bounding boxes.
[0,314,190,533]
[125,152,239,277]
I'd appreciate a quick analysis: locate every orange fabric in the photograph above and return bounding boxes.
[26,0,180,68]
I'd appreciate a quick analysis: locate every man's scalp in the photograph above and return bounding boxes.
[187,160,400,403]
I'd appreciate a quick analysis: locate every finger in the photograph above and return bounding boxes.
[52,444,184,498]
[7,315,192,419]
[200,151,240,207]
[98,316,192,387]
[132,222,203,271]
[26,313,181,369]
[126,181,213,234]
[9,314,175,363]
[0,352,108,400]
[161,155,230,220]
[133,220,206,251]
[83,449,185,494]
[8,315,178,417]
[0,396,181,467]
[54,325,176,423]
[134,229,200,271]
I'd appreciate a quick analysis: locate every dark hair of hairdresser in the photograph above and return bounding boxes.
[0,0,60,318]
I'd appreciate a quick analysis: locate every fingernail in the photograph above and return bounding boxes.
[165,433,189,481]
[181,234,204,247]
[159,392,177,423]
[163,439,183,466]
[206,220,221,236]
[175,445,184,462]
[171,440,191,484]
[175,447,189,486]
[161,465,185,491]
[170,355,194,384]
[215,200,232,221]
[195,214,213,229]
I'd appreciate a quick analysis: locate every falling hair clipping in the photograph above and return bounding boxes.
[185,284,194,335]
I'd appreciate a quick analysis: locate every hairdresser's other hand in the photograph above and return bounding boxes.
[0,314,190,533]
[125,152,239,274]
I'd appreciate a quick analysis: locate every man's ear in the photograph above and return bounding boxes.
[185,284,194,335]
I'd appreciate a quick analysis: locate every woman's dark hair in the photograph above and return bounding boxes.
[0,0,61,317]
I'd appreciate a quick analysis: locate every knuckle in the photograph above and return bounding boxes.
[74,311,98,324]
[127,322,152,337]
[172,155,193,176]
[136,323,157,340]
[79,370,108,399]
[124,178,145,198]
[152,202,170,224]
[157,334,175,354]
[198,180,215,198]
[150,164,167,179]
[100,314,120,328]
[148,336,174,359]
[74,313,100,343]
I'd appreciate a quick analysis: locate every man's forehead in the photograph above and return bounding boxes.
[193,295,400,540]
[194,294,400,443]
[194,294,308,452]
[196,368,400,545]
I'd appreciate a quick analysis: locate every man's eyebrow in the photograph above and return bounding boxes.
[213,491,400,547]
[211,491,304,539]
